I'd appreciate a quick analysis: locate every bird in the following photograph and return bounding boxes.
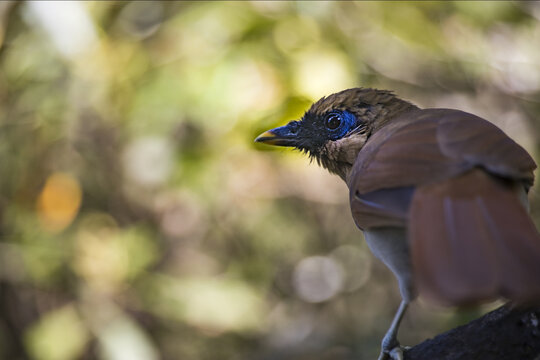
[255,88,540,360]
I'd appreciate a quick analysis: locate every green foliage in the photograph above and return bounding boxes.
[0,2,538,359]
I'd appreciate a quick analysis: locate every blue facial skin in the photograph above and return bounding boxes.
[255,109,362,152]
[325,110,358,140]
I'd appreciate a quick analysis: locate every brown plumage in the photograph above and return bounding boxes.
[255,88,540,359]
[410,169,540,305]
[347,105,539,305]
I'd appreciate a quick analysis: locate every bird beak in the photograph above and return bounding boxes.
[254,124,298,147]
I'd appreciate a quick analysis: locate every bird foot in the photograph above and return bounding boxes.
[377,301,410,360]
[377,345,409,360]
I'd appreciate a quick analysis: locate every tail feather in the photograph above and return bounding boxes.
[410,169,540,306]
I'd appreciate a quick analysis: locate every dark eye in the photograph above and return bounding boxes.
[325,113,341,130]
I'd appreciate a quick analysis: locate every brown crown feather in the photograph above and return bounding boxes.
[306,88,418,132]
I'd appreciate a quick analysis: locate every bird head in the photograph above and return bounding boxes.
[256,88,417,181]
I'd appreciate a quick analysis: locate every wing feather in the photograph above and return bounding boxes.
[349,108,536,229]
[410,170,540,305]
[437,111,536,188]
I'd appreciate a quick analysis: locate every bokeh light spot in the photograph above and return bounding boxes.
[37,173,82,233]
[25,304,89,360]
[293,49,355,100]
[25,1,97,59]
[293,256,345,303]
[331,245,372,292]
[123,136,173,188]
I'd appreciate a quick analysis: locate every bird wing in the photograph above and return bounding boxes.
[410,169,540,305]
[436,109,536,190]
[350,108,535,195]
[349,186,415,229]
[349,108,540,305]
[349,108,536,229]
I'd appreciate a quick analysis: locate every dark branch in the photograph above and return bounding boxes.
[405,305,540,360]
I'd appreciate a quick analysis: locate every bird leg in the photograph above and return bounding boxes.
[378,300,408,360]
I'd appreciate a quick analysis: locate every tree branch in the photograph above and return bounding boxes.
[405,305,540,360]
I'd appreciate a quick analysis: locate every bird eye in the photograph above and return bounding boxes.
[325,113,342,130]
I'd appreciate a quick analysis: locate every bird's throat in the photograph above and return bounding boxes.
[319,133,368,183]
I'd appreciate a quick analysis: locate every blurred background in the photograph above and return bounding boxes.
[0,1,539,360]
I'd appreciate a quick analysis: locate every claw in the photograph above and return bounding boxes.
[389,346,404,360]
[377,345,407,360]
